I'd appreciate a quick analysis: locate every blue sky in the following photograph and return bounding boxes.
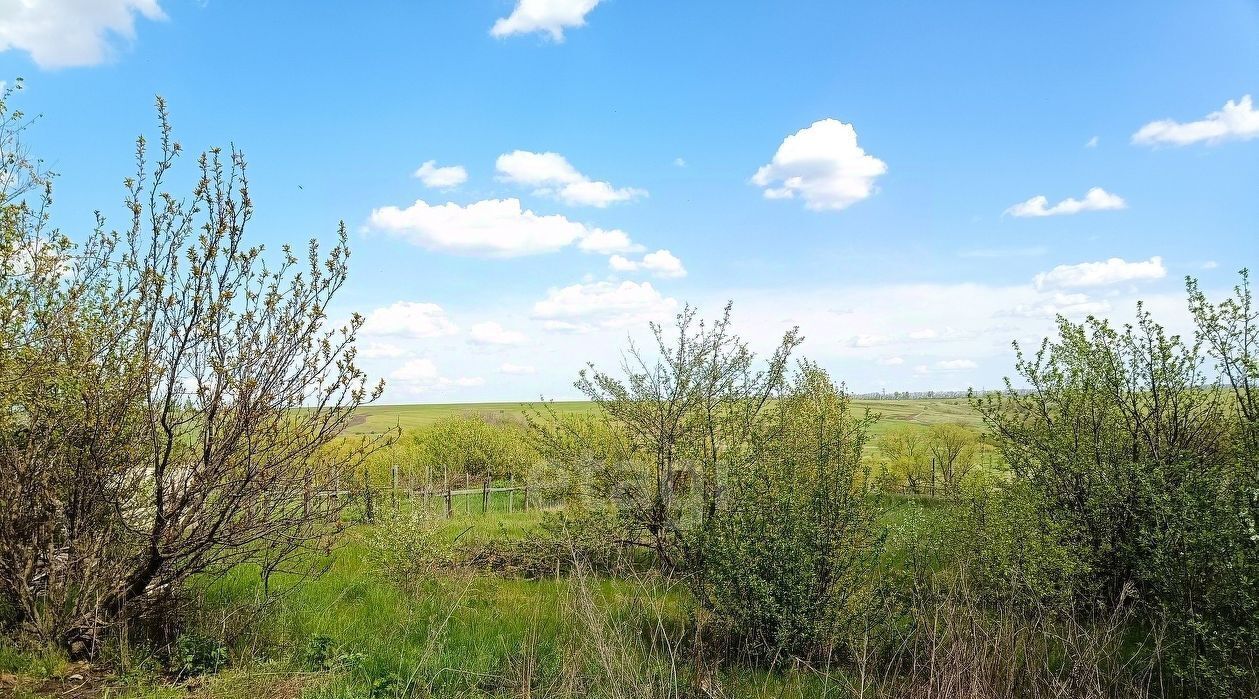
[2,0,1257,401]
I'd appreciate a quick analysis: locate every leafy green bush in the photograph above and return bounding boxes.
[694,364,886,661]
[363,512,459,588]
[172,633,227,677]
[973,274,1259,697]
[407,413,539,480]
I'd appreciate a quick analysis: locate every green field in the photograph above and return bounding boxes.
[346,398,984,437]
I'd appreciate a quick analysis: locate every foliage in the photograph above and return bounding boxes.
[973,273,1259,696]
[172,634,228,678]
[538,302,801,570]
[876,424,984,495]
[875,427,931,493]
[695,364,885,661]
[363,512,460,588]
[404,412,539,481]
[0,94,386,657]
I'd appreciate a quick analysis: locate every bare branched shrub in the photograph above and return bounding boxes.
[0,95,386,656]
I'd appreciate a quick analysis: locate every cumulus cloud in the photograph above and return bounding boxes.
[1132,95,1259,147]
[1085,136,1099,148]
[499,362,537,375]
[496,150,645,207]
[0,0,164,68]
[1005,187,1126,217]
[413,160,468,189]
[388,358,483,395]
[532,280,677,330]
[1033,256,1166,290]
[390,358,440,383]
[491,0,601,41]
[607,249,687,278]
[1004,292,1111,319]
[370,198,639,257]
[876,356,905,366]
[363,301,459,338]
[576,228,641,254]
[752,118,887,211]
[469,321,530,346]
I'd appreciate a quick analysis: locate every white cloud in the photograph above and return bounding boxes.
[496,150,645,207]
[752,118,887,211]
[937,359,978,371]
[532,280,677,329]
[607,249,687,278]
[469,321,530,346]
[363,301,459,338]
[388,358,484,396]
[673,157,686,168]
[608,255,637,272]
[390,358,440,383]
[908,328,938,340]
[1004,292,1111,319]
[499,362,537,375]
[876,356,905,366]
[1132,95,1259,147]
[577,228,641,254]
[370,197,631,257]
[1202,260,1219,270]
[0,0,164,68]
[359,342,410,359]
[1005,187,1126,217]
[413,160,468,189]
[1085,136,1099,148]
[1033,256,1166,290]
[491,0,601,41]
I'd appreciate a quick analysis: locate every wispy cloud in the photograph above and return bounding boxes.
[1005,187,1126,217]
[1133,95,1259,146]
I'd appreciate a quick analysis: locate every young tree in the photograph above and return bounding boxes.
[0,97,386,655]
[876,426,930,493]
[925,423,979,494]
[550,303,801,569]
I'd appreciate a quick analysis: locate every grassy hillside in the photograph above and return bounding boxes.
[346,397,985,437]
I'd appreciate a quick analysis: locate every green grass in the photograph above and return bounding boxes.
[344,401,601,434]
[347,398,983,437]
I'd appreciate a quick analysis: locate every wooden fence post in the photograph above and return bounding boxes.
[391,464,398,508]
[444,487,453,519]
[482,478,490,514]
[363,466,374,523]
[523,484,530,512]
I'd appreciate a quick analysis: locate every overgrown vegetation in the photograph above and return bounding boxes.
[1,90,1255,698]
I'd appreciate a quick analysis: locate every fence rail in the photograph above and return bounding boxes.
[316,471,543,519]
